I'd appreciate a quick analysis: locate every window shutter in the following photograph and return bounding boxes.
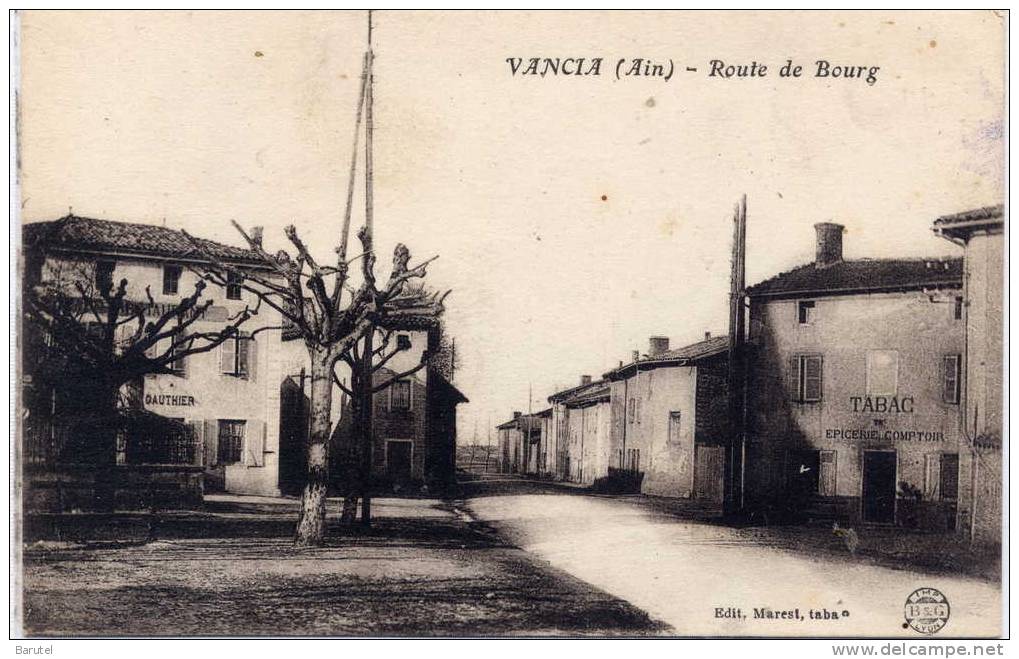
[819,450,836,496]
[942,355,960,404]
[220,337,235,374]
[237,335,250,378]
[204,419,218,467]
[939,453,959,500]
[803,356,823,401]
[924,454,940,499]
[246,336,258,382]
[787,356,801,401]
[186,420,203,466]
[247,421,265,467]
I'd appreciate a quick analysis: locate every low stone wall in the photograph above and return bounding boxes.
[22,464,204,513]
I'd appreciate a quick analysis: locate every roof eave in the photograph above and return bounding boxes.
[747,280,963,300]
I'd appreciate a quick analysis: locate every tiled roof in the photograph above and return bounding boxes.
[933,204,1004,242]
[745,258,962,299]
[548,379,607,403]
[604,335,729,380]
[933,204,1004,226]
[564,385,610,408]
[23,215,268,266]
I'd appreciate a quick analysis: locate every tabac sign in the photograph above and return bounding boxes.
[849,396,915,414]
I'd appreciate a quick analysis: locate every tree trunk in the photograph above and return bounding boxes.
[294,353,333,546]
[359,330,374,527]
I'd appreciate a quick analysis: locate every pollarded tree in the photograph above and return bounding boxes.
[191,223,445,545]
[23,258,260,468]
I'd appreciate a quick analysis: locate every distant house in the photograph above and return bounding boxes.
[281,326,467,495]
[547,376,611,485]
[603,335,730,500]
[495,412,543,475]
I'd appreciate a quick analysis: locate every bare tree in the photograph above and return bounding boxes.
[190,224,446,545]
[23,260,259,470]
[332,316,451,525]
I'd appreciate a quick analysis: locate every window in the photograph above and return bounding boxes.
[220,333,251,377]
[391,379,412,411]
[96,260,115,292]
[668,411,682,444]
[791,355,823,402]
[217,420,245,465]
[168,338,187,375]
[942,354,961,404]
[866,350,899,396]
[226,271,243,300]
[797,300,816,324]
[953,296,964,321]
[163,264,182,295]
[939,453,959,501]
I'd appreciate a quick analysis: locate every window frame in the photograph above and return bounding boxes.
[942,354,961,405]
[216,419,245,465]
[95,260,116,292]
[226,271,243,300]
[797,300,816,325]
[667,411,682,444]
[795,354,824,403]
[389,379,413,411]
[162,264,183,296]
[221,333,251,378]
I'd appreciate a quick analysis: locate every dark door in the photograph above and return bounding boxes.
[786,449,821,500]
[387,441,413,483]
[863,451,897,523]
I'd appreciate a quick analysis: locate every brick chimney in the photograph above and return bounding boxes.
[814,222,844,268]
[649,336,670,357]
[513,411,522,419]
[580,375,592,386]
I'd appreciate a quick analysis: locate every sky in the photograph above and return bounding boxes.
[16,10,1004,444]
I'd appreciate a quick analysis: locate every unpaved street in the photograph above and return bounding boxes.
[465,490,1002,637]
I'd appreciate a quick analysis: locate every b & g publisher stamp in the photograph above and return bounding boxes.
[904,588,951,635]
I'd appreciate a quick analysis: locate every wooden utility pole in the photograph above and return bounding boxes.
[359,10,377,527]
[725,194,747,516]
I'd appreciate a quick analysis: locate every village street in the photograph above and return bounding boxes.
[462,479,1003,638]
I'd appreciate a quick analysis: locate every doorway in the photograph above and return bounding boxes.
[386,440,413,484]
[862,450,897,524]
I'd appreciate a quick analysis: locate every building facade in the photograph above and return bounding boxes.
[548,377,611,485]
[604,335,730,500]
[22,215,286,508]
[744,222,967,528]
[933,205,1004,543]
[282,326,467,494]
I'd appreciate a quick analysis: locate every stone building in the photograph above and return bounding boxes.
[495,411,543,475]
[603,335,730,500]
[933,205,1004,543]
[21,215,286,508]
[744,222,967,528]
[547,377,611,485]
[281,326,467,495]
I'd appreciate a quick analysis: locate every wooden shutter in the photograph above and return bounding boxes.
[246,336,258,382]
[247,421,265,467]
[204,419,219,467]
[220,337,235,374]
[237,335,250,378]
[939,453,959,500]
[803,356,823,401]
[186,420,203,466]
[787,356,801,401]
[942,355,960,404]
[924,454,940,499]
[819,450,836,496]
